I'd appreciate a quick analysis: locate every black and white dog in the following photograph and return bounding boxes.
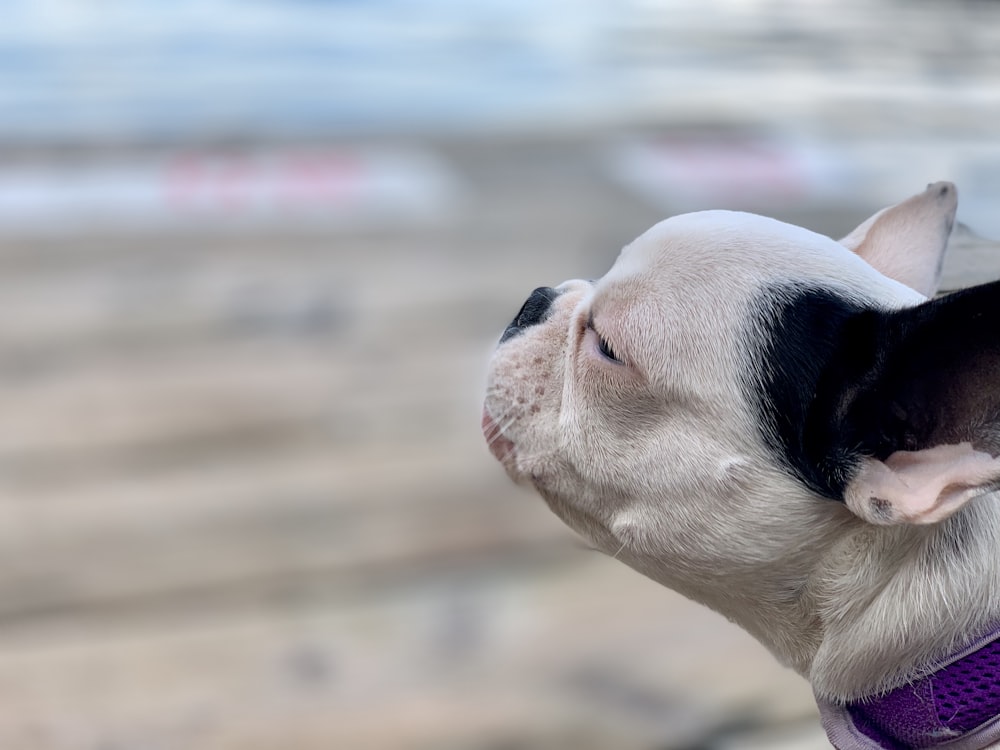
[483,183,1000,748]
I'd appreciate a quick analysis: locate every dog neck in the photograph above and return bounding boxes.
[638,482,1000,703]
[807,497,1000,701]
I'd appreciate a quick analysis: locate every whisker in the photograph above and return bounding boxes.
[487,432,515,455]
[483,413,506,438]
[611,541,627,560]
[483,410,516,445]
[482,402,520,462]
[484,418,520,464]
[495,414,518,433]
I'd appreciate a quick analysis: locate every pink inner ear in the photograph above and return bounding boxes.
[844,443,1000,525]
[838,182,957,298]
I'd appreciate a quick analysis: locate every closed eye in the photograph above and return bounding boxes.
[598,334,621,363]
[588,315,622,364]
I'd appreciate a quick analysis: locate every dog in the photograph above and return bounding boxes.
[482,182,1000,749]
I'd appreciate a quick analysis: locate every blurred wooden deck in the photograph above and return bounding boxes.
[0,137,995,750]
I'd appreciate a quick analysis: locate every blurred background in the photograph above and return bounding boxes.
[0,1,999,748]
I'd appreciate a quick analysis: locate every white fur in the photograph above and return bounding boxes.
[483,183,1000,703]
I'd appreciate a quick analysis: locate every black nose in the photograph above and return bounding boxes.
[499,286,559,344]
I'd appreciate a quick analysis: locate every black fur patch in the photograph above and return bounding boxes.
[859,280,1000,456]
[750,286,870,500]
[750,279,1000,502]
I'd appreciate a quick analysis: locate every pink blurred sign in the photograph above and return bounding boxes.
[0,148,459,232]
[607,135,847,210]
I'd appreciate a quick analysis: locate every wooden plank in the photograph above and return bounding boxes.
[0,454,570,624]
[0,212,992,360]
[0,554,821,750]
[0,333,488,451]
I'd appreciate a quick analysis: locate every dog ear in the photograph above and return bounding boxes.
[844,444,1000,525]
[812,281,1000,525]
[838,182,957,297]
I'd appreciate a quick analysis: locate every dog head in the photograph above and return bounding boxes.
[483,183,1000,651]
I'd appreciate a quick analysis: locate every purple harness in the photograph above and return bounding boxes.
[817,627,1000,749]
